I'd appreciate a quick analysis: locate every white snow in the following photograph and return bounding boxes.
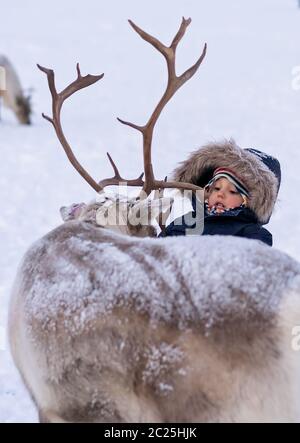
[1,0,300,422]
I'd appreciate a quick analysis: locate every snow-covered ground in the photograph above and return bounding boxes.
[0,0,299,423]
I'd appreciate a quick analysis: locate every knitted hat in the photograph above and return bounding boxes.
[172,139,281,224]
[206,167,250,197]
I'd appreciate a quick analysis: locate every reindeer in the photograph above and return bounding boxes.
[0,55,31,124]
[8,19,300,423]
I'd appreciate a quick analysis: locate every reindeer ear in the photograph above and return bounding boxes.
[95,205,110,227]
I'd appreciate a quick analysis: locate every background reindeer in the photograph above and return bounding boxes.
[0,55,31,124]
[8,18,300,423]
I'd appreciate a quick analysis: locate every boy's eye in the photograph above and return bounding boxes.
[213,186,220,191]
[230,190,238,194]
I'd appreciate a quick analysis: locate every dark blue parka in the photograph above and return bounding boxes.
[161,201,273,246]
[161,141,281,247]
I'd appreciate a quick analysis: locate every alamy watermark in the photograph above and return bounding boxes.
[92,187,205,235]
[291,66,300,91]
[291,326,300,351]
[0,284,6,350]
[0,66,6,91]
[0,325,5,351]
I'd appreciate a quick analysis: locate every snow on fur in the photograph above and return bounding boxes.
[18,222,300,338]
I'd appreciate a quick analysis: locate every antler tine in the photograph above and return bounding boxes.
[118,18,207,196]
[170,17,191,51]
[98,152,144,188]
[38,63,105,193]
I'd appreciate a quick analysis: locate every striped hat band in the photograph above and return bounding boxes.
[207,167,249,197]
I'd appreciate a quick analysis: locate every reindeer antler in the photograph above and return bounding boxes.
[118,18,207,195]
[38,63,104,192]
[38,64,144,193]
[38,18,207,196]
[99,152,144,188]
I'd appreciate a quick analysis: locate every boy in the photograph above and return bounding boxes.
[161,140,281,247]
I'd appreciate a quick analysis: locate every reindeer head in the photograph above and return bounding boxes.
[60,193,174,237]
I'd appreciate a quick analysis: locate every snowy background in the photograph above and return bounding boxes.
[0,0,299,422]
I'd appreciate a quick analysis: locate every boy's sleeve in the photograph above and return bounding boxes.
[240,225,273,247]
[159,217,188,237]
[160,196,204,238]
[159,212,198,237]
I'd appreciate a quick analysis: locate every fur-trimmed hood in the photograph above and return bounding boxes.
[172,139,281,224]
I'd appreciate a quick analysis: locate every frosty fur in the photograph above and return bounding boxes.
[172,139,279,224]
[9,221,300,423]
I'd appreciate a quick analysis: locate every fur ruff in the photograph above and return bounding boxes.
[172,139,279,224]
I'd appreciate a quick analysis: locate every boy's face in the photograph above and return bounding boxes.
[207,177,244,213]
